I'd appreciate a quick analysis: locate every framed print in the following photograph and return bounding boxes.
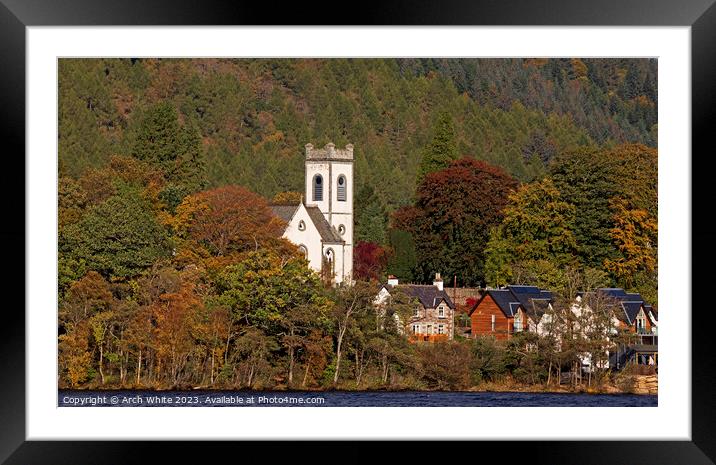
[4,0,716,462]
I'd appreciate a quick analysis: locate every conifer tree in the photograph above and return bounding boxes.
[416,112,458,184]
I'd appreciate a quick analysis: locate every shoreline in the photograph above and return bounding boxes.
[60,380,657,396]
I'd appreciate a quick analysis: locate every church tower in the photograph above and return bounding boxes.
[304,142,354,284]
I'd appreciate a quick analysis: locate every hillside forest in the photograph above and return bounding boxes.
[58,58,657,391]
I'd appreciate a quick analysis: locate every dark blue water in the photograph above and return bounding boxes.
[59,390,657,407]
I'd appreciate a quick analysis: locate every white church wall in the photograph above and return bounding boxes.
[283,204,324,273]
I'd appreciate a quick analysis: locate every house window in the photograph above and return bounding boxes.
[413,324,419,334]
[337,175,347,201]
[636,315,646,333]
[514,314,522,332]
[438,305,445,318]
[298,220,306,231]
[414,306,420,317]
[491,314,496,332]
[338,224,346,235]
[438,324,445,335]
[313,174,323,201]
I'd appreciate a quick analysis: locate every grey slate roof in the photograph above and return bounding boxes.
[383,284,456,310]
[471,285,553,319]
[271,204,299,223]
[270,204,344,244]
[305,206,343,243]
[590,288,653,325]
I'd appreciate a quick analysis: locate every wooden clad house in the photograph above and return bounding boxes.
[468,285,553,340]
[376,273,456,342]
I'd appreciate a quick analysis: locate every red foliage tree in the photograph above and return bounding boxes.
[353,241,390,282]
[403,157,518,286]
[175,185,287,257]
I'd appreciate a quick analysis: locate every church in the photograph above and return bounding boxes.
[271,142,354,285]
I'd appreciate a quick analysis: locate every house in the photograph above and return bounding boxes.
[579,288,658,371]
[376,273,456,342]
[468,285,553,340]
[270,142,354,284]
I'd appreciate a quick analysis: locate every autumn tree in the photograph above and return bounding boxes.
[172,185,287,257]
[329,281,376,385]
[59,271,114,327]
[353,241,390,282]
[485,178,577,287]
[406,157,518,285]
[604,198,658,289]
[151,278,203,387]
[271,191,303,205]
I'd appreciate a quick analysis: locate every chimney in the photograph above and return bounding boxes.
[387,275,399,287]
[433,273,443,291]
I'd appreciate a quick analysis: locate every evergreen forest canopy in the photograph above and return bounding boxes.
[57,58,658,391]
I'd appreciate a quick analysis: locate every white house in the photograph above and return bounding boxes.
[271,142,354,285]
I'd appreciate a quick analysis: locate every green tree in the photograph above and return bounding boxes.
[550,147,620,268]
[214,251,329,335]
[132,101,206,201]
[416,112,458,184]
[386,229,416,282]
[485,178,577,286]
[59,192,171,279]
[354,184,389,245]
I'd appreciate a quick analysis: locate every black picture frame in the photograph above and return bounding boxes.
[2,0,714,462]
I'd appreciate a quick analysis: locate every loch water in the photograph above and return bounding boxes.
[59,389,657,407]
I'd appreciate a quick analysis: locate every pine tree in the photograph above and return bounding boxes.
[416,112,458,184]
[355,185,389,245]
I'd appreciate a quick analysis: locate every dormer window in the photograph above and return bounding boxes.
[337,175,347,201]
[438,305,445,318]
[298,220,306,231]
[313,174,323,201]
[414,306,420,317]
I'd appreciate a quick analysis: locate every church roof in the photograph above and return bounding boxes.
[269,204,344,244]
[305,206,343,243]
[271,204,299,223]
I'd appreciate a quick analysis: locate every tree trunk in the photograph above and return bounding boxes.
[288,345,295,387]
[99,345,105,385]
[136,348,142,386]
[210,349,215,385]
[248,362,255,388]
[333,325,347,385]
[302,357,312,388]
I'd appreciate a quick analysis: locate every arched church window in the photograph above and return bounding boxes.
[337,175,347,201]
[338,224,346,235]
[298,220,306,231]
[325,248,334,261]
[313,174,323,201]
[298,245,308,259]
